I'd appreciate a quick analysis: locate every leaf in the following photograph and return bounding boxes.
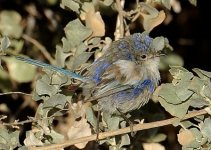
[85,10,105,37]
[46,130,64,144]
[188,0,197,6]
[158,96,191,118]
[193,68,211,80]
[102,112,121,130]
[169,66,193,84]
[60,0,80,13]
[71,52,93,70]
[158,83,181,104]
[201,118,211,141]
[24,131,44,146]
[153,0,172,9]
[189,93,209,108]
[35,74,58,97]
[50,73,70,86]
[43,94,67,110]
[85,107,98,131]
[119,134,130,148]
[5,57,36,83]
[0,10,23,38]
[160,53,184,70]
[55,47,71,67]
[63,19,92,52]
[142,142,165,150]
[0,128,20,149]
[100,0,114,6]
[139,3,166,32]
[203,83,211,100]
[1,36,10,51]
[177,129,195,146]
[147,133,167,143]
[188,77,205,95]
[67,118,92,149]
[176,81,194,102]
[152,36,165,51]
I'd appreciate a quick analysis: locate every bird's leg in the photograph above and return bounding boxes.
[96,109,101,141]
[117,108,136,136]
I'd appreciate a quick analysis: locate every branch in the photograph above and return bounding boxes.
[28,109,208,150]
[0,91,31,96]
[22,34,55,64]
[115,0,125,39]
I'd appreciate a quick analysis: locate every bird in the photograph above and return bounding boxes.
[16,32,165,115]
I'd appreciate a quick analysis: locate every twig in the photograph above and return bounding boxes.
[22,34,55,64]
[1,119,34,126]
[115,0,125,39]
[0,91,31,96]
[28,109,208,150]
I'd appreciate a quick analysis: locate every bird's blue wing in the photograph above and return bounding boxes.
[16,56,87,82]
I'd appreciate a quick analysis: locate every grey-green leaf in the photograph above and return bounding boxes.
[1,36,11,51]
[60,0,80,13]
[201,118,211,141]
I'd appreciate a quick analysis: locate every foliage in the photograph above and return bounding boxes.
[1,0,210,150]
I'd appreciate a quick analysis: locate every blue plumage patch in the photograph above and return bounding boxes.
[132,33,153,52]
[115,79,154,102]
[92,62,111,84]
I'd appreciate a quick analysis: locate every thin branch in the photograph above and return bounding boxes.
[1,119,34,126]
[0,91,31,96]
[28,109,208,150]
[115,0,125,39]
[22,34,55,64]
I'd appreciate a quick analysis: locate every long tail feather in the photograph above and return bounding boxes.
[16,56,87,82]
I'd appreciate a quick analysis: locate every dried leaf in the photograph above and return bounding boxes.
[143,142,165,150]
[177,129,195,146]
[67,118,92,149]
[139,3,166,32]
[85,10,105,37]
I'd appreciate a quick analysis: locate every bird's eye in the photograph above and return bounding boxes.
[140,54,147,59]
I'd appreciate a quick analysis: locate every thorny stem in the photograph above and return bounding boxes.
[28,109,208,150]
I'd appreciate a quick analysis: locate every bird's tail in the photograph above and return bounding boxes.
[16,56,87,82]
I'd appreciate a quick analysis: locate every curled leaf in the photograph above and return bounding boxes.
[139,3,166,32]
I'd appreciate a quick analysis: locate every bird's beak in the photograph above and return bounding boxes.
[154,52,165,57]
